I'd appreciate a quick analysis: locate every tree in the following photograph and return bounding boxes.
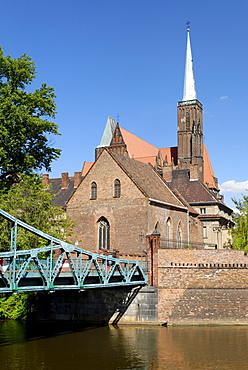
[0,174,74,251]
[231,195,248,253]
[0,47,61,188]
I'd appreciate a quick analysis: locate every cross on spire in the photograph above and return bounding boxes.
[186,18,190,31]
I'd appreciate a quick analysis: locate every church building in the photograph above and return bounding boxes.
[43,26,233,252]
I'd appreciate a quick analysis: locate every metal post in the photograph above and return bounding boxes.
[10,221,17,290]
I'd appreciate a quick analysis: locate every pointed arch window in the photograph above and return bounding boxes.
[91,182,97,200]
[114,179,121,198]
[177,224,182,249]
[166,218,170,248]
[98,217,110,250]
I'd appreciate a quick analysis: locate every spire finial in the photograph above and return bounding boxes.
[186,18,190,31]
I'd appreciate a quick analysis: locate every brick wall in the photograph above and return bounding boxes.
[159,248,248,265]
[157,249,248,324]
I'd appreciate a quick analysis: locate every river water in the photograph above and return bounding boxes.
[1,321,248,369]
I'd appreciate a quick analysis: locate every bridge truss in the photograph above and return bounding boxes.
[0,209,147,293]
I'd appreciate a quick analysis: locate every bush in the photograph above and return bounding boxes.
[0,292,36,320]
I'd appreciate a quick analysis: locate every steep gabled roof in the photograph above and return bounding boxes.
[49,177,78,209]
[159,145,217,189]
[120,127,158,159]
[203,145,217,189]
[82,161,94,176]
[171,187,199,216]
[170,168,219,204]
[109,150,186,209]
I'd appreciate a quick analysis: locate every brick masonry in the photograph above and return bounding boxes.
[157,249,248,324]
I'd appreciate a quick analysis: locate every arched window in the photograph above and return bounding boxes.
[166,218,170,248]
[177,224,182,248]
[91,182,97,199]
[98,217,110,250]
[114,179,121,198]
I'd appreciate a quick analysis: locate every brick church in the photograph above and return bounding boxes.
[43,26,233,253]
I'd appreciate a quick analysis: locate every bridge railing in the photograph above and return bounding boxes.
[159,238,213,249]
[0,209,148,293]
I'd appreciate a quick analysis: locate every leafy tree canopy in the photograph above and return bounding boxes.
[0,47,61,188]
[0,174,74,251]
[231,195,248,253]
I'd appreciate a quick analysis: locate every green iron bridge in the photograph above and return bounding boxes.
[0,209,148,293]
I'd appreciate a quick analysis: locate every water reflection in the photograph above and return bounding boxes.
[1,322,248,369]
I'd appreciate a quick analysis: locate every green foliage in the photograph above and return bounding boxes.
[231,195,248,253]
[0,292,36,320]
[0,47,61,188]
[0,174,74,251]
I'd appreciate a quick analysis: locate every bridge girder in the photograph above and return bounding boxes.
[0,209,147,293]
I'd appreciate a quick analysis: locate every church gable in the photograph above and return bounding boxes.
[66,148,193,253]
[67,149,147,207]
[108,123,129,157]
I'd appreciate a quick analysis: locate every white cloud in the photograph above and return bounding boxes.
[220,95,228,100]
[220,180,248,194]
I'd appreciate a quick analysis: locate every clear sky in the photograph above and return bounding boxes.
[1,0,248,209]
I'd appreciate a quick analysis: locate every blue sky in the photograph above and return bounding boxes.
[1,0,248,209]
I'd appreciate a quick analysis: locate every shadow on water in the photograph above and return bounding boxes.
[0,320,101,347]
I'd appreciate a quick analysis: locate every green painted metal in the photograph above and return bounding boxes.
[0,209,147,293]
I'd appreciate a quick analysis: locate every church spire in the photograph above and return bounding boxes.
[177,23,203,182]
[182,23,197,101]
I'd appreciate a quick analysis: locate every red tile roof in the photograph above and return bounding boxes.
[82,126,217,190]
[203,145,217,189]
[120,127,158,159]
[82,161,94,177]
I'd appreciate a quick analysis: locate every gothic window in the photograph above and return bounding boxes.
[91,182,97,200]
[166,218,170,248]
[177,224,182,248]
[98,217,110,250]
[114,179,121,198]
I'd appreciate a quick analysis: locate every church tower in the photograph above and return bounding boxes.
[177,25,204,182]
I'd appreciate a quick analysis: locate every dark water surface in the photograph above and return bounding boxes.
[1,321,248,369]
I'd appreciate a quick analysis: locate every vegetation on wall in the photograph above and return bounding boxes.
[231,195,248,253]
